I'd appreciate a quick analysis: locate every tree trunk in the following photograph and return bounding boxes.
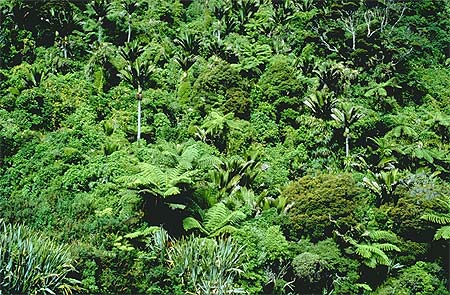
[98,18,103,43]
[345,134,350,157]
[137,98,141,140]
[352,31,356,51]
[127,16,131,43]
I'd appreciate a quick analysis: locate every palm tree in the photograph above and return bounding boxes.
[87,0,111,43]
[119,42,154,140]
[23,66,48,89]
[304,89,337,120]
[331,105,363,157]
[121,0,139,42]
[363,168,402,206]
[46,6,79,59]
[210,153,261,196]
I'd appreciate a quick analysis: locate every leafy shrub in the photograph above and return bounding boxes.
[390,173,449,241]
[292,238,361,295]
[232,211,291,295]
[191,57,245,115]
[292,252,328,283]
[283,173,363,241]
[0,222,80,294]
[374,261,449,295]
[257,55,307,117]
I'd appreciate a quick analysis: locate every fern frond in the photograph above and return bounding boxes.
[374,243,400,252]
[204,203,246,235]
[137,163,165,187]
[373,250,390,266]
[422,213,450,225]
[183,217,207,234]
[434,225,450,240]
[204,203,230,233]
[355,244,373,259]
[197,155,222,170]
[163,186,181,197]
[367,230,398,242]
[355,244,390,267]
[180,144,199,167]
[211,225,238,237]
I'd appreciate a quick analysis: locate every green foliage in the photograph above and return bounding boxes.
[191,58,245,114]
[342,229,400,269]
[390,173,449,241]
[0,222,81,294]
[421,195,450,241]
[183,202,246,236]
[283,173,363,241]
[169,235,244,295]
[2,0,450,293]
[291,238,361,295]
[374,261,449,295]
[363,169,403,205]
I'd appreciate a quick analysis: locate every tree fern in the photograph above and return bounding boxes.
[183,203,246,237]
[421,196,450,241]
[354,244,391,267]
[120,162,197,199]
[340,228,400,268]
[204,203,246,235]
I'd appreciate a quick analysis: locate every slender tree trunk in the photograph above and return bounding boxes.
[345,134,350,157]
[127,16,132,43]
[98,17,103,43]
[137,98,141,140]
[62,35,68,59]
[352,31,356,51]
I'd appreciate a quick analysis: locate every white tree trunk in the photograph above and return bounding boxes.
[345,135,350,157]
[127,17,132,42]
[137,99,141,140]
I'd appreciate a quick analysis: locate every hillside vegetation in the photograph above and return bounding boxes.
[1,0,450,294]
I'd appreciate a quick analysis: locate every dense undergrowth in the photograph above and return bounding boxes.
[1,0,450,294]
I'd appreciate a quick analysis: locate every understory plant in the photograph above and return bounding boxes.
[169,235,244,294]
[0,221,81,295]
